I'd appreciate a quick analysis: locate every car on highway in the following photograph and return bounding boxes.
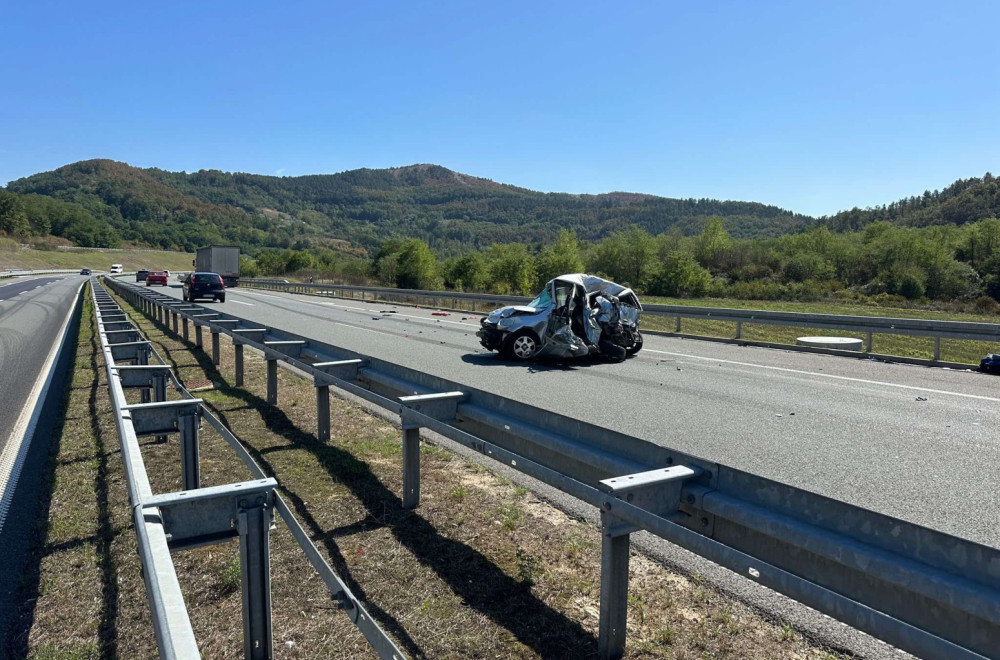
[981,353,1000,375]
[109,264,124,275]
[80,268,91,276]
[146,270,168,286]
[182,271,226,302]
[477,273,643,361]
[136,268,149,282]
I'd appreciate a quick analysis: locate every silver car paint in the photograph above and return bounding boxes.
[478,273,642,359]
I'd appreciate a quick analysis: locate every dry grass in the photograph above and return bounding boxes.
[0,247,194,273]
[9,286,851,659]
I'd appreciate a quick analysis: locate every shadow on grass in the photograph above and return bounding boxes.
[142,312,598,659]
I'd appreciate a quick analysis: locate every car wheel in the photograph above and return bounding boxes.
[627,332,643,356]
[218,295,226,303]
[503,330,539,361]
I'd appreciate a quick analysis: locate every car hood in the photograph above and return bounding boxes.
[486,305,540,323]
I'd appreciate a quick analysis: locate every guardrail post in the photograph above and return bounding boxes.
[315,381,330,442]
[675,316,682,333]
[598,509,629,660]
[211,330,221,365]
[234,343,245,387]
[866,330,874,353]
[401,424,420,509]
[153,372,168,443]
[266,358,278,405]
[179,410,200,490]
[238,496,274,660]
[195,323,203,348]
[172,311,179,334]
[735,321,743,340]
[933,336,941,361]
[182,316,189,341]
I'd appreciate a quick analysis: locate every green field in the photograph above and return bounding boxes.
[0,247,195,272]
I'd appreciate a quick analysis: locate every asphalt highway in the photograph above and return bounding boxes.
[155,282,1000,549]
[0,276,82,450]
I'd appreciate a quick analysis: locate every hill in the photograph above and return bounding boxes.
[0,246,196,272]
[824,173,1000,231]
[5,160,812,255]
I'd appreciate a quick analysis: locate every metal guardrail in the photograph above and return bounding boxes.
[1,268,83,280]
[241,279,1000,362]
[90,279,406,660]
[106,277,1000,660]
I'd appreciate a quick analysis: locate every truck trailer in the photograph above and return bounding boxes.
[194,246,240,287]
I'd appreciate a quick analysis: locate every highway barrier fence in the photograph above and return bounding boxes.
[91,278,406,660]
[105,276,999,660]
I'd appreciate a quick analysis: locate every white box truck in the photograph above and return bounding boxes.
[194,246,240,287]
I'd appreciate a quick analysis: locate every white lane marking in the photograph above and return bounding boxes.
[645,348,1000,403]
[0,280,84,530]
[229,300,255,306]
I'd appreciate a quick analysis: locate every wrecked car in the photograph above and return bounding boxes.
[477,274,643,361]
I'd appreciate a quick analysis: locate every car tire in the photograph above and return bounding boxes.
[218,295,225,303]
[627,332,643,356]
[503,330,540,361]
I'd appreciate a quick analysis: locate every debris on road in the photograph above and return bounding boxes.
[432,311,450,316]
[915,396,927,401]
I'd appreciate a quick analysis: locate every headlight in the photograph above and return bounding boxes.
[497,317,516,329]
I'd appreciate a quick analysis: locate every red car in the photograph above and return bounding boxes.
[146,270,168,286]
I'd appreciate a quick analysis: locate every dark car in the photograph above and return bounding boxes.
[146,270,168,286]
[183,272,226,302]
[80,268,91,275]
[136,269,149,282]
[981,354,1000,375]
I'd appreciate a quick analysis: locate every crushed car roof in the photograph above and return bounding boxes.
[551,274,640,307]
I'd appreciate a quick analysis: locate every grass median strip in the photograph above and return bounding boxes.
[9,284,851,659]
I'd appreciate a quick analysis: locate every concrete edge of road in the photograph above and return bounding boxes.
[0,279,85,532]
[240,284,984,372]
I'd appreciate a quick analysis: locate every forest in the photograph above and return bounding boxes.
[2,160,1000,306]
[2,160,810,254]
[242,218,1000,307]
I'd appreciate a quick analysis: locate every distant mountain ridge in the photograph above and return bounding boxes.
[5,159,811,254]
[5,159,999,255]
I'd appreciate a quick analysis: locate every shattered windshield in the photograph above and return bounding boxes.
[528,287,553,308]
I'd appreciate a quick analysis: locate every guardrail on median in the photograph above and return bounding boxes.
[106,276,1000,660]
[90,279,406,660]
[241,279,1000,364]
[1,268,83,280]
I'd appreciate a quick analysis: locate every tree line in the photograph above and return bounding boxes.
[243,217,1000,306]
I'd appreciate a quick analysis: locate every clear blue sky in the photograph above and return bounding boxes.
[2,0,998,217]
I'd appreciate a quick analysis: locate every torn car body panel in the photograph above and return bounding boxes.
[477,274,643,361]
